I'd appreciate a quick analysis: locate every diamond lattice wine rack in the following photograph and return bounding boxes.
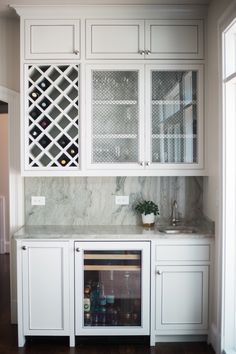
[26,64,80,169]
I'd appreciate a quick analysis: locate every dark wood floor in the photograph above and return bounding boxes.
[0,254,215,354]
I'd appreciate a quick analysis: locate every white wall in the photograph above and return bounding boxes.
[0,113,9,249]
[204,0,234,351]
[0,18,20,92]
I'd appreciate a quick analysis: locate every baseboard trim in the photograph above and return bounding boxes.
[155,335,208,343]
[209,323,221,354]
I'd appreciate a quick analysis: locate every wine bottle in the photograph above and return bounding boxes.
[30,107,41,119]
[58,135,70,148]
[30,88,41,101]
[121,272,133,325]
[30,126,41,138]
[39,117,51,129]
[39,98,51,110]
[67,144,78,157]
[84,282,91,316]
[39,79,50,91]
[58,154,70,166]
[39,135,51,148]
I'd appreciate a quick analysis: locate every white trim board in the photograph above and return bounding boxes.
[218,2,236,354]
[0,86,24,324]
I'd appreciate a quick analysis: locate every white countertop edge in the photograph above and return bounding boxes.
[13,225,214,241]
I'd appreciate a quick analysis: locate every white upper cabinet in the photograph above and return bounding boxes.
[145,64,204,170]
[25,19,80,59]
[86,20,145,59]
[85,64,145,170]
[145,20,204,59]
[85,63,203,172]
[86,19,204,60]
[14,5,206,176]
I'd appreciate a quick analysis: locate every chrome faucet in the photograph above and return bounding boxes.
[170,200,179,226]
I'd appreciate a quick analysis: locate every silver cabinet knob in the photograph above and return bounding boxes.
[138,50,145,55]
[156,270,161,275]
[74,50,80,55]
[140,161,144,166]
[146,161,151,167]
[22,246,26,250]
[145,50,151,55]
[75,247,80,252]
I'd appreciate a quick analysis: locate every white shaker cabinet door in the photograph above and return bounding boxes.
[155,265,208,333]
[25,19,80,59]
[86,19,145,59]
[145,20,204,59]
[21,241,71,335]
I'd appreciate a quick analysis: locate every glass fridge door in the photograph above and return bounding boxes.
[75,241,150,335]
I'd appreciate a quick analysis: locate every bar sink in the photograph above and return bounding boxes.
[158,226,197,234]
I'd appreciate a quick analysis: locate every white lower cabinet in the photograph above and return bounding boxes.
[155,265,209,332]
[152,241,212,342]
[16,238,212,347]
[17,241,74,347]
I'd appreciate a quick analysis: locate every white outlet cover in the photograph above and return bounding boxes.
[31,196,46,206]
[115,196,129,205]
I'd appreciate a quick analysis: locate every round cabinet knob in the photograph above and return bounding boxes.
[74,50,80,55]
[146,161,151,167]
[156,270,161,275]
[75,247,80,252]
[145,50,151,55]
[140,161,144,167]
[22,246,26,250]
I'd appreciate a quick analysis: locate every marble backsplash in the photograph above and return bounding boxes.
[24,177,204,226]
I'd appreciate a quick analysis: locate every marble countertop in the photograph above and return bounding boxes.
[14,224,214,240]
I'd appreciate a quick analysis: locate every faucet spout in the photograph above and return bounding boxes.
[170,200,179,226]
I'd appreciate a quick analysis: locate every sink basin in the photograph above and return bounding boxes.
[158,226,196,234]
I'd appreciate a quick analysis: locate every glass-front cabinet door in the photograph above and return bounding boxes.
[75,241,150,335]
[146,65,204,170]
[86,65,145,170]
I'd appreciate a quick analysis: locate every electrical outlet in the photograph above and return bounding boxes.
[115,195,129,205]
[31,196,46,206]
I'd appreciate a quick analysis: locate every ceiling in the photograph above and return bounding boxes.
[3,0,211,18]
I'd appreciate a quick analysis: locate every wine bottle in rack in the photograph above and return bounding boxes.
[39,135,51,148]
[39,79,50,91]
[30,88,41,101]
[30,107,41,119]
[39,117,51,129]
[58,154,70,167]
[67,144,78,157]
[39,98,51,110]
[30,126,42,138]
[58,135,70,148]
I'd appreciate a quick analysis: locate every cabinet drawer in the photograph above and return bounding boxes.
[145,20,204,59]
[25,19,80,59]
[155,244,210,262]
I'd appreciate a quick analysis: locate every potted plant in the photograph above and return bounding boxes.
[134,200,159,227]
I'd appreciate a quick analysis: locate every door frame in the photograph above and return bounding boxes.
[0,86,24,323]
[218,2,236,354]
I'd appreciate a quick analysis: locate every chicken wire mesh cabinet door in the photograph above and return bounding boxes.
[24,64,80,174]
[86,65,145,171]
[145,64,204,171]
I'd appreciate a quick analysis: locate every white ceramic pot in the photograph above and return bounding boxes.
[141,213,155,227]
